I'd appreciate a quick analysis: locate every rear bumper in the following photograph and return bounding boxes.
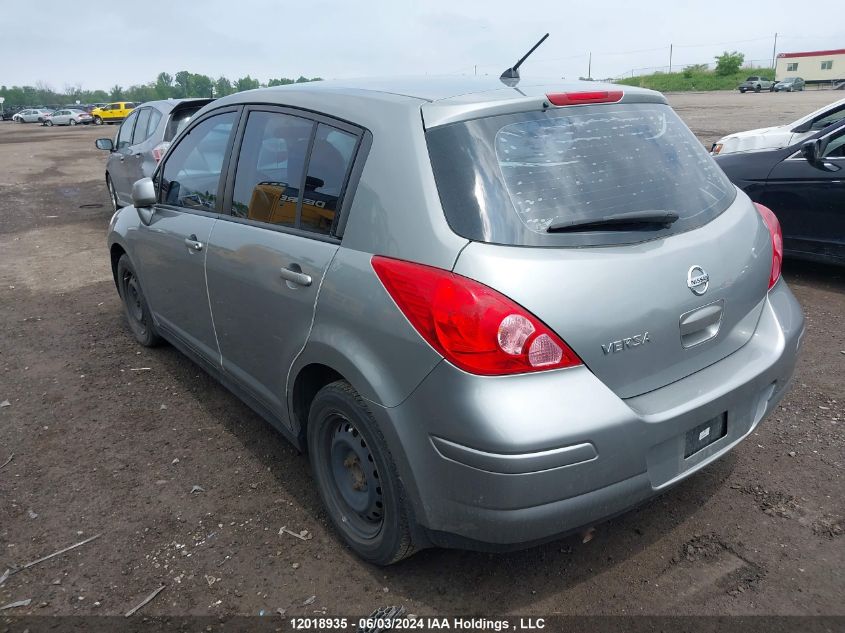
[369,280,804,548]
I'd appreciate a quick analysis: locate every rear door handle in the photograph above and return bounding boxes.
[280,266,312,287]
[184,235,203,252]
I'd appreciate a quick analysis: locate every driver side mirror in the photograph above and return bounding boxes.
[800,139,820,164]
[95,138,113,151]
[131,178,157,225]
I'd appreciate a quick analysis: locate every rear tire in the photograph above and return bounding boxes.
[754,85,761,93]
[307,380,416,565]
[69,118,77,126]
[116,254,161,347]
[45,120,53,126]
[739,88,746,93]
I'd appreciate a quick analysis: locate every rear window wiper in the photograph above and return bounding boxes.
[546,210,680,233]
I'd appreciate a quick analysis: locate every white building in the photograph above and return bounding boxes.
[775,48,845,83]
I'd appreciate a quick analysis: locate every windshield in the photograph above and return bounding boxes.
[426,103,736,247]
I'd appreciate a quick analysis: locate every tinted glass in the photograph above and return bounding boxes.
[147,108,162,138]
[822,129,845,158]
[116,111,138,149]
[132,108,152,145]
[159,112,236,212]
[300,123,357,234]
[427,103,736,247]
[230,111,313,227]
[165,106,203,141]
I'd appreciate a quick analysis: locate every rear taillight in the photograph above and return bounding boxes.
[754,203,783,289]
[371,256,582,376]
[152,142,170,163]
[546,90,623,106]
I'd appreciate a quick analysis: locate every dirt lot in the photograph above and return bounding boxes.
[0,91,843,620]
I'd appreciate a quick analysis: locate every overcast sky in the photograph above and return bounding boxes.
[3,0,844,90]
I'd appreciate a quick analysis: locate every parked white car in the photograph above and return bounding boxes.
[711,97,845,155]
[11,108,53,123]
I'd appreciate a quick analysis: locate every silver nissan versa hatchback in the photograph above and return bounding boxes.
[106,76,804,564]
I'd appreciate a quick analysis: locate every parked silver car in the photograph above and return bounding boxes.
[106,77,804,564]
[95,99,212,211]
[11,108,52,123]
[43,109,93,126]
[774,77,806,92]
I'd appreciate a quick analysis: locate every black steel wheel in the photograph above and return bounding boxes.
[308,380,416,565]
[116,254,161,347]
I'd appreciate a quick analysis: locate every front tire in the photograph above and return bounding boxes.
[106,174,121,212]
[307,380,416,565]
[94,116,102,125]
[45,120,53,126]
[116,254,161,347]
[754,85,761,93]
[739,88,746,93]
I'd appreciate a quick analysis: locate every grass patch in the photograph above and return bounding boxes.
[616,68,775,92]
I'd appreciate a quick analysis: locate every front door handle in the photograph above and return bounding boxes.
[184,235,203,252]
[280,266,312,287]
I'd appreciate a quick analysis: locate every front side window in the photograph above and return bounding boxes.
[821,61,833,70]
[159,112,236,212]
[427,103,736,247]
[300,123,357,234]
[787,63,798,71]
[116,111,138,149]
[230,111,313,227]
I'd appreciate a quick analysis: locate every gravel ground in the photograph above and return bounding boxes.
[0,91,843,620]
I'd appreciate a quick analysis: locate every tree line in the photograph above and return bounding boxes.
[0,71,323,107]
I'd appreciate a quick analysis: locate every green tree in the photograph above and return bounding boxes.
[109,85,124,100]
[214,76,233,97]
[155,72,174,99]
[714,51,745,76]
[190,73,213,98]
[235,75,260,92]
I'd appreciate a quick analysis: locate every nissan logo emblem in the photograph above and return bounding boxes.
[687,265,710,295]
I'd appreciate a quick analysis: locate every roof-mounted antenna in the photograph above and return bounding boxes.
[500,33,549,86]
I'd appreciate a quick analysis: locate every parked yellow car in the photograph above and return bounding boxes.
[91,102,136,125]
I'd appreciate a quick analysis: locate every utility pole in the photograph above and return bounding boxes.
[474,65,477,76]
[771,32,778,69]
[669,44,673,73]
[587,52,592,79]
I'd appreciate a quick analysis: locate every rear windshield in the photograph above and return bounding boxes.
[165,106,204,141]
[426,103,736,247]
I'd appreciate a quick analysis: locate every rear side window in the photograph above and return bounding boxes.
[230,111,313,227]
[132,108,151,145]
[159,112,236,212]
[147,108,162,139]
[427,103,736,247]
[300,124,358,235]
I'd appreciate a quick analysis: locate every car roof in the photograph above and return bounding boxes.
[210,76,665,128]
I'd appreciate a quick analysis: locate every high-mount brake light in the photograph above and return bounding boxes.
[371,256,582,376]
[754,203,783,290]
[546,90,624,106]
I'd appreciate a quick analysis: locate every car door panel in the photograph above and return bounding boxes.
[762,131,845,261]
[132,210,220,360]
[130,109,239,365]
[204,108,360,426]
[205,225,338,418]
